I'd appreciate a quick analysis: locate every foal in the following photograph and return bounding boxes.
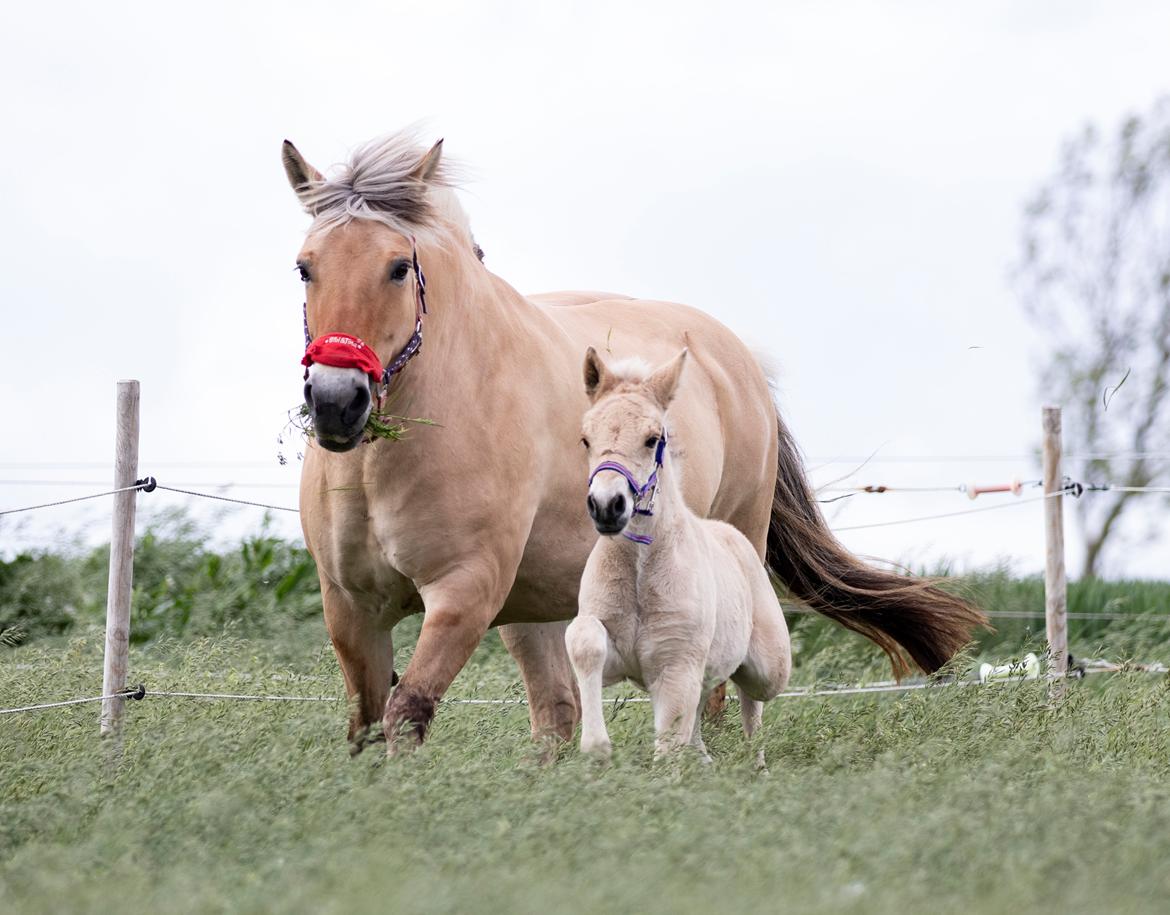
[566,347,791,759]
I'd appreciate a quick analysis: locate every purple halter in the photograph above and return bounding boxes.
[587,433,668,545]
[302,240,428,388]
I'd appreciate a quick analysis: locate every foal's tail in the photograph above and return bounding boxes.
[766,411,988,678]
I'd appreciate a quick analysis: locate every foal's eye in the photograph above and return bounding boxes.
[580,437,590,449]
[644,436,659,450]
[389,260,411,285]
[296,264,311,283]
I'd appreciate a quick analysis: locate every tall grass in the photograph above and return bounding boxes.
[1,630,1168,914]
[2,519,1168,912]
[3,514,1168,674]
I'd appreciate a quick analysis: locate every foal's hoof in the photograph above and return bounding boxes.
[580,739,613,761]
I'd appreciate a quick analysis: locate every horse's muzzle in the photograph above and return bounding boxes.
[303,365,373,452]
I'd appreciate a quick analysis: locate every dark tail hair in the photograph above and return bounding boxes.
[766,412,988,677]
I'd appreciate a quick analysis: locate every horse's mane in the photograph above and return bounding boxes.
[298,128,472,244]
[607,357,653,383]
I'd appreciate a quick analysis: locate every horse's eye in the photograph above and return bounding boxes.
[580,437,590,449]
[644,436,659,449]
[390,261,411,284]
[296,264,311,283]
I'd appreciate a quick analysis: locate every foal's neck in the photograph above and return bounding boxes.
[617,452,691,559]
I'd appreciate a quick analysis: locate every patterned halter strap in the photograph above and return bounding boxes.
[301,238,428,387]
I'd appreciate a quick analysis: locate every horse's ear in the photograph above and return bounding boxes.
[583,346,612,402]
[410,139,444,183]
[646,348,688,409]
[282,140,324,208]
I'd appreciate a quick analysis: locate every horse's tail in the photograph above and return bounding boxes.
[766,410,988,677]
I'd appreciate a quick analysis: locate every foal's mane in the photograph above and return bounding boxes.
[297,129,473,246]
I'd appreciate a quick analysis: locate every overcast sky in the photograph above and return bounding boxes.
[1,0,1167,577]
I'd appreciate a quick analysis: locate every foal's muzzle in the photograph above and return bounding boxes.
[303,364,373,452]
[587,491,631,535]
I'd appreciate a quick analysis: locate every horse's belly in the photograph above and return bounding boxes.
[495,543,589,624]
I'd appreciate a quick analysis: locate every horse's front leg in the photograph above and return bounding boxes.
[382,569,505,753]
[499,621,581,748]
[321,580,397,755]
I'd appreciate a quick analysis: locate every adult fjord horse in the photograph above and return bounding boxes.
[284,130,986,755]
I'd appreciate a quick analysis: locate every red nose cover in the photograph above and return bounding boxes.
[302,333,383,383]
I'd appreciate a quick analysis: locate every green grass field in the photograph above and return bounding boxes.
[2,527,1170,913]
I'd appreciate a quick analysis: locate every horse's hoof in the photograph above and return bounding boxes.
[703,684,728,720]
[384,722,424,757]
[536,735,565,766]
[382,688,436,756]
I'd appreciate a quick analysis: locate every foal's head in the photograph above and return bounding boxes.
[580,347,687,536]
[282,131,480,451]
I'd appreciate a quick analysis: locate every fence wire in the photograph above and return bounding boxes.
[4,664,1165,718]
[0,482,149,517]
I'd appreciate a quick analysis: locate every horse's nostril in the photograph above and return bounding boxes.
[303,382,314,408]
[587,495,598,517]
[613,494,626,516]
[342,385,370,426]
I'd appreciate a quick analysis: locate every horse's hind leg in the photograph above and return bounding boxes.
[322,582,396,755]
[499,621,581,752]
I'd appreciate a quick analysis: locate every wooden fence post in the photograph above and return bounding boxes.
[1042,406,1068,680]
[101,380,140,737]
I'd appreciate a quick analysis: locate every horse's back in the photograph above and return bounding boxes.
[526,290,633,307]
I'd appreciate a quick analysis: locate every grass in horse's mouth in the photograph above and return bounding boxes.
[280,404,436,460]
[358,408,436,443]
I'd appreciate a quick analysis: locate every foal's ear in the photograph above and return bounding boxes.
[282,140,324,208]
[646,348,688,408]
[583,346,613,402]
[409,139,445,183]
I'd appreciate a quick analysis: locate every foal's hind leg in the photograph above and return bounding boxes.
[649,667,705,758]
[733,588,792,702]
[500,621,581,752]
[738,692,768,771]
[738,693,763,738]
[321,582,396,754]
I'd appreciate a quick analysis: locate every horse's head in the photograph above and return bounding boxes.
[283,133,471,452]
[580,347,687,537]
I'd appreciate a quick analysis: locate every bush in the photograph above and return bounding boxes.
[0,509,322,646]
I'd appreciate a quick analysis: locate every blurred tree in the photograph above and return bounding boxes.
[1015,97,1170,578]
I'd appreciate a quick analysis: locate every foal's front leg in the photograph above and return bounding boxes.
[565,616,616,758]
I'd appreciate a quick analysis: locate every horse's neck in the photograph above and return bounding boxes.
[397,245,549,407]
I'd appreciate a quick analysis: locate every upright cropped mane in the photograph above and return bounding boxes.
[297,130,471,244]
[607,357,653,383]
